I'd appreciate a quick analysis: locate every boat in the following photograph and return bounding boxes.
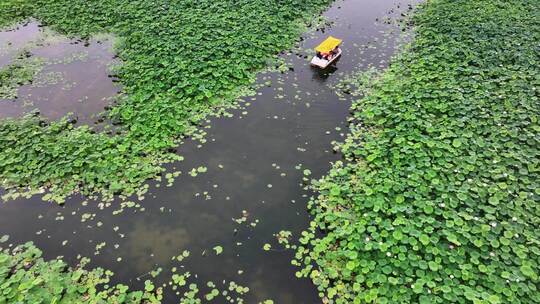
[310,36,342,69]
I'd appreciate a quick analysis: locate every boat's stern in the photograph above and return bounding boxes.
[310,56,330,68]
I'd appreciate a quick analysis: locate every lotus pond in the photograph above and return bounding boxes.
[1,0,419,303]
[3,0,536,303]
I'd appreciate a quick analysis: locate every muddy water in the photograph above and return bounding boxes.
[0,0,418,303]
[0,21,118,125]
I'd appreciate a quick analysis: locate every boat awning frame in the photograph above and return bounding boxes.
[315,36,342,53]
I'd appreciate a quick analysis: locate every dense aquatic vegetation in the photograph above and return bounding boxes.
[0,242,160,303]
[295,0,540,303]
[0,116,161,202]
[0,0,331,202]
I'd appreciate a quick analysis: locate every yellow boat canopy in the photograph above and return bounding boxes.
[315,36,342,53]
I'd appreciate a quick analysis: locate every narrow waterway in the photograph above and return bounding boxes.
[0,0,418,302]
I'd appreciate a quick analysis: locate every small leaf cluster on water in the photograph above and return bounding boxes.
[0,0,331,202]
[0,242,161,303]
[0,51,44,99]
[295,0,540,303]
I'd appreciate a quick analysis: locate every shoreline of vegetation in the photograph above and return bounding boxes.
[295,0,540,303]
[0,0,332,203]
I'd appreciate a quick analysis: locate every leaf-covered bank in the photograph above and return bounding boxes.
[295,0,540,303]
[0,242,160,303]
[0,0,331,202]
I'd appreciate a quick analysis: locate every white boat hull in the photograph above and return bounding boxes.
[310,48,342,68]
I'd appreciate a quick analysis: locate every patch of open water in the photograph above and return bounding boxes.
[0,21,119,125]
[0,0,419,302]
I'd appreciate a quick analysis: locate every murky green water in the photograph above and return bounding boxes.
[0,0,418,302]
